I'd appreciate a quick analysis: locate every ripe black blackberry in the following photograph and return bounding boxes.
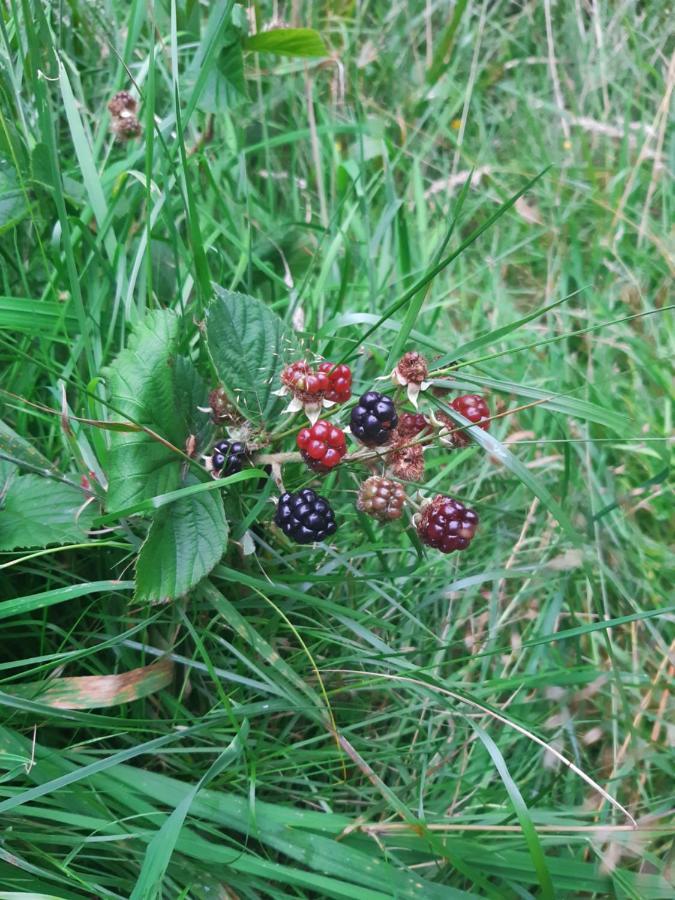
[275,489,337,544]
[416,495,479,553]
[210,439,247,477]
[350,391,398,446]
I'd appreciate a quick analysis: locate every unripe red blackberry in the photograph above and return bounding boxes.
[318,362,352,404]
[281,361,329,397]
[357,476,406,521]
[450,394,490,447]
[297,420,347,472]
[416,495,478,553]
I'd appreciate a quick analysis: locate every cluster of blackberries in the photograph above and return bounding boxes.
[204,353,489,554]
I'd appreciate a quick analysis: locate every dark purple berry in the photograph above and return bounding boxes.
[350,391,399,446]
[274,489,337,544]
[210,439,247,477]
[416,495,479,553]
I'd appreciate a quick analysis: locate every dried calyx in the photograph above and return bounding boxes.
[390,351,430,407]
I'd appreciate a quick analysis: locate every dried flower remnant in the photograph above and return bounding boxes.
[387,442,425,482]
[390,351,430,407]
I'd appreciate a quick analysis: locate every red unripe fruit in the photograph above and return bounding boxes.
[296,419,347,472]
[396,412,430,439]
[318,361,352,403]
[450,394,490,447]
[416,495,479,553]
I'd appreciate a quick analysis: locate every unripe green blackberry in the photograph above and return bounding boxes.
[356,476,406,522]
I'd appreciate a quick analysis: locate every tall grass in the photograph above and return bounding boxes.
[0,1,672,897]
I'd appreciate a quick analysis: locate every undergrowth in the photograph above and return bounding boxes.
[0,1,673,897]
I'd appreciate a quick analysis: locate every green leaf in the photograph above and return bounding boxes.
[0,295,77,337]
[0,157,29,233]
[135,479,228,601]
[104,310,191,510]
[0,418,54,472]
[187,3,247,115]
[245,28,328,58]
[0,580,134,622]
[338,166,552,365]
[436,289,581,366]
[206,287,294,424]
[471,722,555,900]
[173,355,214,456]
[386,172,473,368]
[0,474,94,551]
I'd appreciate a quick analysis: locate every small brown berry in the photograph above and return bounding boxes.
[208,387,241,426]
[112,115,142,140]
[357,476,406,522]
[394,412,431,440]
[108,91,137,116]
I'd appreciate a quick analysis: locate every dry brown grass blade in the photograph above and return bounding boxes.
[4,659,173,709]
